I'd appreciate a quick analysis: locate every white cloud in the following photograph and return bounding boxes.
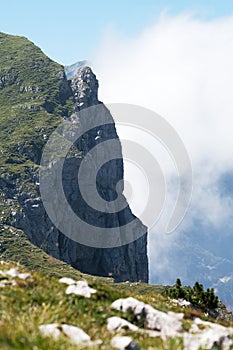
[94,13,233,162]
[92,13,233,283]
[219,276,232,283]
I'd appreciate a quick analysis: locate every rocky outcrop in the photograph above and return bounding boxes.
[110,297,233,350]
[65,60,88,80]
[0,69,17,89]
[64,66,148,282]
[1,61,148,282]
[71,66,99,110]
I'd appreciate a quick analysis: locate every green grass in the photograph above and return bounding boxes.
[0,32,76,252]
[0,32,74,179]
[0,227,180,350]
[0,258,185,349]
[0,225,232,349]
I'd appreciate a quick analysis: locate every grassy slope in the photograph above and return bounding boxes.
[0,225,232,349]
[0,226,176,349]
[0,261,172,350]
[0,32,73,177]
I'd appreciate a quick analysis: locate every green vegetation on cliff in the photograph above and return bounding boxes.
[0,32,76,241]
[0,32,74,175]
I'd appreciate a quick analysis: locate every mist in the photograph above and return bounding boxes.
[92,13,233,286]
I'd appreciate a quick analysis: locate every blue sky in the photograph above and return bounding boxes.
[1,0,233,65]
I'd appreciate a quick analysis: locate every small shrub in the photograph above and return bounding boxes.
[166,279,219,312]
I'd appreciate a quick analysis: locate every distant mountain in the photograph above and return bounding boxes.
[150,227,233,311]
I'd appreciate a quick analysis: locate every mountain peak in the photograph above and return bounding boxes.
[64,60,89,79]
[71,66,99,110]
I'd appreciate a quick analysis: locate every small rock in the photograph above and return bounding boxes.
[39,323,61,339]
[59,277,76,285]
[6,268,30,279]
[18,272,31,279]
[61,324,90,344]
[111,297,141,314]
[0,279,16,287]
[39,323,101,346]
[107,316,138,333]
[66,280,96,298]
[171,298,191,307]
[111,336,140,350]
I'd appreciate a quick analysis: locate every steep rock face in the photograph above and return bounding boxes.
[66,67,148,282]
[16,67,148,282]
[71,66,99,110]
[0,32,148,282]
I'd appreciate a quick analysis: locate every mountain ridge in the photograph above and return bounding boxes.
[0,31,148,283]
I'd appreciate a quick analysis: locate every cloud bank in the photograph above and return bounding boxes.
[92,13,233,284]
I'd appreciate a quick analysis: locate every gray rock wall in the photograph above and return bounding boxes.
[7,66,149,282]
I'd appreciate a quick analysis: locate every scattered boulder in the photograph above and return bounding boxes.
[59,277,76,285]
[111,297,183,338]
[6,268,31,279]
[0,268,31,287]
[111,336,140,350]
[39,323,101,346]
[0,279,16,287]
[65,280,96,298]
[111,297,233,349]
[39,323,61,340]
[60,324,90,344]
[171,298,191,307]
[107,316,139,333]
[183,317,233,350]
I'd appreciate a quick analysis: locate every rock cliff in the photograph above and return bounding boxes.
[0,32,148,282]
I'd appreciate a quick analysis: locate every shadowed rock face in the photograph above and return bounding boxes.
[20,67,148,282]
[67,67,148,282]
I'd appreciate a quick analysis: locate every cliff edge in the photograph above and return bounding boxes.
[0,32,148,282]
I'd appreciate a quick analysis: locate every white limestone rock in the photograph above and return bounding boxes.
[111,336,140,350]
[39,323,102,346]
[111,297,183,338]
[65,280,96,298]
[39,323,61,340]
[107,316,138,333]
[183,318,233,350]
[6,268,30,279]
[0,268,30,284]
[0,279,16,287]
[61,324,90,344]
[171,298,191,307]
[111,297,233,349]
[59,277,76,285]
